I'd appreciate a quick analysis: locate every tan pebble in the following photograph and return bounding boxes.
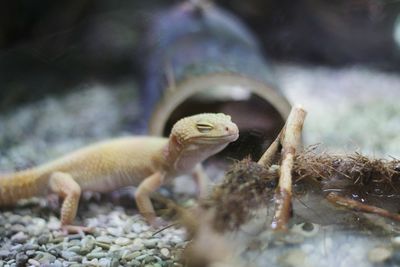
[368,247,393,263]
[114,237,131,246]
[27,259,40,266]
[392,236,400,247]
[160,248,170,259]
[278,249,312,267]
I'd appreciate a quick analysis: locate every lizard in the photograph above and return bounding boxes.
[0,113,239,231]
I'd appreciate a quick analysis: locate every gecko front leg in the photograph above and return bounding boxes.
[135,172,166,226]
[193,164,210,200]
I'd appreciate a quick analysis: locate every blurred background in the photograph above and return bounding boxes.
[1,0,399,108]
[1,0,400,160]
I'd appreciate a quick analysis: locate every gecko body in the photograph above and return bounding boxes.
[0,113,239,228]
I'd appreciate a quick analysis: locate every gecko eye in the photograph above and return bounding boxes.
[196,122,214,133]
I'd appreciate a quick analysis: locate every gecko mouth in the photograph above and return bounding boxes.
[194,133,239,143]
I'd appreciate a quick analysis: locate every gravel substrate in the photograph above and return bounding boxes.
[0,200,186,267]
[1,64,400,267]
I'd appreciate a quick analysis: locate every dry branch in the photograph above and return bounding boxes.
[269,105,307,230]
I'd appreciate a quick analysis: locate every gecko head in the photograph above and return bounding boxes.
[170,113,239,148]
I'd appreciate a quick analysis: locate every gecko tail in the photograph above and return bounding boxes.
[0,169,45,206]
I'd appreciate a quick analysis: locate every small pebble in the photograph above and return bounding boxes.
[0,251,10,259]
[60,251,77,261]
[35,252,56,264]
[27,259,40,267]
[392,236,400,247]
[143,239,158,248]
[160,248,170,259]
[11,232,28,244]
[25,250,35,257]
[368,247,393,263]
[10,224,25,234]
[123,251,141,261]
[80,236,95,254]
[95,242,111,250]
[67,245,81,253]
[38,235,50,246]
[96,236,114,244]
[86,252,109,260]
[15,253,28,267]
[107,227,123,237]
[98,258,111,267]
[132,238,144,248]
[131,223,142,233]
[115,237,131,246]
[23,244,38,251]
[128,260,141,267]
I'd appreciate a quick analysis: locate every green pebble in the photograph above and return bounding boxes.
[86,252,109,260]
[123,251,141,261]
[67,246,81,253]
[80,236,95,254]
[128,260,141,267]
[95,242,111,250]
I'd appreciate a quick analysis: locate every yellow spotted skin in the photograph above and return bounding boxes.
[0,113,239,227]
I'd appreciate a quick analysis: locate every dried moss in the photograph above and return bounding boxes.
[204,158,278,232]
[293,148,400,204]
[204,150,400,232]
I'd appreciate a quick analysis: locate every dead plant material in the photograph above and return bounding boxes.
[203,158,278,232]
[271,106,306,230]
[293,149,400,208]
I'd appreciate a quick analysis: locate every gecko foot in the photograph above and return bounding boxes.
[61,225,94,235]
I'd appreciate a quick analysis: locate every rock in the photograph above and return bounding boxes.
[15,253,28,267]
[132,238,144,249]
[392,236,400,247]
[107,227,123,237]
[143,255,156,263]
[80,236,95,254]
[11,232,28,244]
[0,250,11,259]
[25,250,35,257]
[23,244,38,251]
[10,224,25,234]
[61,251,77,261]
[278,249,309,267]
[143,239,158,248]
[34,252,56,264]
[27,259,40,266]
[123,251,141,261]
[67,245,81,253]
[115,237,131,246]
[86,252,109,260]
[368,247,393,263]
[128,260,141,267]
[96,236,114,244]
[95,242,111,250]
[37,235,50,245]
[98,258,111,267]
[110,258,119,267]
[160,248,170,259]
[131,223,142,233]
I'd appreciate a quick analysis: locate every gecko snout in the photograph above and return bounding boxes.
[224,123,239,137]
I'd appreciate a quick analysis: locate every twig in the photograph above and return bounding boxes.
[271,105,307,231]
[326,192,400,222]
[257,130,282,167]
